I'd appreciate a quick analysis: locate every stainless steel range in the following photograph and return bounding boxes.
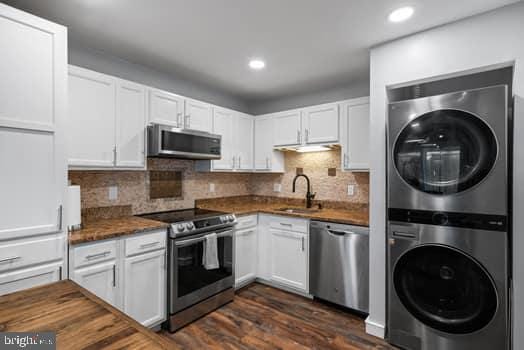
[140,208,237,332]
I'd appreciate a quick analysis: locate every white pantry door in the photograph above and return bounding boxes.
[0,3,67,239]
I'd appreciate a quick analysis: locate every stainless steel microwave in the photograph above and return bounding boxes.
[147,123,221,160]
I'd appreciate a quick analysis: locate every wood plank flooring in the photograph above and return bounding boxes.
[159,283,397,349]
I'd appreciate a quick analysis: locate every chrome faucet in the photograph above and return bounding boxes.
[292,174,316,208]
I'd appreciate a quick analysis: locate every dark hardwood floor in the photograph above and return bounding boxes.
[159,283,397,349]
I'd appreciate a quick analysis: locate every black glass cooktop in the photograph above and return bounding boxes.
[139,208,226,223]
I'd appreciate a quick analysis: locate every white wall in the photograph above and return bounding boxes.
[248,80,369,115]
[367,3,524,348]
[69,44,250,113]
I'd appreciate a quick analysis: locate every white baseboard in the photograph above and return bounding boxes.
[365,316,386,338]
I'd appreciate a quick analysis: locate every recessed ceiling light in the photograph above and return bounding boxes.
[388,6,414,23]
[249,59,265,70]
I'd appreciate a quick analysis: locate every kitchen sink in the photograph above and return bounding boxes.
[275,207,320,214]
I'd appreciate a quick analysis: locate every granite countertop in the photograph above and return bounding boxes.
[69,216,168,245]
[197,199,369,227]
[0,280,173,349]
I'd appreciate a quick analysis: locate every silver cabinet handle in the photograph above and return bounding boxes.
[85,251,111,261]
[297,130,301,143]
[176,112,182,127]
[301,236,305,251]
[57,205,63,231]
[0,256,21,264]
[59,266,63,280]
[140,241,160,249]
[231,156,236,169]
[113,146,117,165]
[185,115,191,128]
[175,230,233,247]
[238,156,241,169]
[305,129,309,143]
[343,153,348,168]
[265,157,269,169]
[279,222,292,227]
[112,264,116,287]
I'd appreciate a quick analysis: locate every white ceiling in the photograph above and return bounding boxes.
[5,0,519,101]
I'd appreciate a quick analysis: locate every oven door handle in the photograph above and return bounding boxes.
[175,230,233,247]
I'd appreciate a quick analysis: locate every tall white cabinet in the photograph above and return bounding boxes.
[0,3,67,294]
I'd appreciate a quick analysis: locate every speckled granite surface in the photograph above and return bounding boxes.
[69,216,168,245]
[196,196,369,227]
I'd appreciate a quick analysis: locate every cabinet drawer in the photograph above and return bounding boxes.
[269,216,308,233]
[0,262,62,296]
[236,215,258,230]
[125,230,166,257]
[73,240,118,269]
[0,235,64,273]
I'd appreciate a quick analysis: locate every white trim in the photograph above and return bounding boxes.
[365,317,385,338]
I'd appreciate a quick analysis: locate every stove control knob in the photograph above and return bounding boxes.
[220,216,227,223]
[185,222,194,230]
[176,224,185,232]
[228,215,234,222]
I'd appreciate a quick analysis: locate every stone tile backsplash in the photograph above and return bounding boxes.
[69,149,369,215]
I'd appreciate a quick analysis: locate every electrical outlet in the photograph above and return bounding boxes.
[273,183,282,192]
[108,185,118,200]
[347,184,355,196]
[209,183,215,193]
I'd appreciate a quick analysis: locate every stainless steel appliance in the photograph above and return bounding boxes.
[310,221,369,313]
[388,214,508,350]
[147,123,221,160]
[387,85,509,349]
[388,85,507,215]
[140,208,236,332]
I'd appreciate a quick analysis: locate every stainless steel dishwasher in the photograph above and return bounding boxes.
[310,220,369,313]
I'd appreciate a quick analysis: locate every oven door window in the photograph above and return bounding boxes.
[393,109,497,195]
[176,234,233,298]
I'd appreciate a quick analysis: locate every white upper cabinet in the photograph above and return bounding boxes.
[254,116,284,172]
[148,88,184,127]
[68,66,116,167]
[302,103,339,144]
[211,107,235,170]
[184,98,212,132]
[235,113,254,171]
[273,110,302,146]
[0,4,67,240]
[68,66,146,169]
[341,98,370,171]
[115,80,146,168]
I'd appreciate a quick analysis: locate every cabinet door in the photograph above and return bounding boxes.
[124,250,166,327]
[254,117,272,170]
[212,108,235,170]
[148,89,184,127]
[68,66,116,167]
[72,261,119,308]
[273,111,302,146]
[116,80,146,168]
[270,229,308,292]
[0,263,62,296]
[303,103,339,144]
[342,101,370,170]
[257,216,271,280]
[0,5,67,239]
[235,228,257,287]
[235,113,254,170]
[184,99,212,132]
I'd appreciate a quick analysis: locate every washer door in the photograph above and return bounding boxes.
[393,109,498,195]
[393,245,498,334]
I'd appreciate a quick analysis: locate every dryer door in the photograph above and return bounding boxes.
[393,244,498,334]
[393,109,497,195]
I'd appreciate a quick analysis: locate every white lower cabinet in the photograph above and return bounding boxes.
[254,214,309,294]
[0,233,66,296]
[124,250,166,327]
[269,228,308,292]
[69,229,167,327]
[72,260,119,308]
[234,215,258,287]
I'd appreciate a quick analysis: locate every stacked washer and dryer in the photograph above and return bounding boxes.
[387,85,510,350]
